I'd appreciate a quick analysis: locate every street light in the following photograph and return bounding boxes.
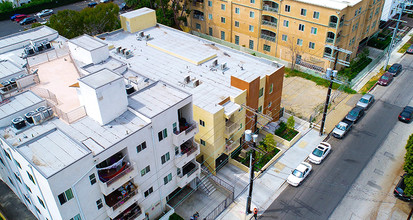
[319,68,338,136]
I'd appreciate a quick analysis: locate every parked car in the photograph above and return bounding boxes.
[36,9,53,17]
[20,17,37,25]
[356,94,374,110]
[345,106,365,123]
[10,14,23,21]
[332,120,353,139]
[406,44,413,54]
[394,174,412,201]
[377,72,393,86]
[119,2,128,10]
[387,63,402,76]
[308,142,331,164]
[287,162,312,186]
[398,106,413,123]
[15,14,29,22]
[100,0,111,3]
[88,2,98,7]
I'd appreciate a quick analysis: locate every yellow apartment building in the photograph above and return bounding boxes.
[188,0,384,71]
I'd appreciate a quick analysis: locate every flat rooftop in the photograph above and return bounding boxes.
[0,91,43,120]
[295,0,361,10]
[0,60,23,81]
[69,34,107,52]
[102,25,281,113]
[128,81,191,118]
[17,128,90,177]
[79,68,122,89]
[122,7,154,19]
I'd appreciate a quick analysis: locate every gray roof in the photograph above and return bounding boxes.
[0,60,23,82]
[0,91,43,120]
[69,34,108,52]
[121,7,154,19]
[79,68,122,89]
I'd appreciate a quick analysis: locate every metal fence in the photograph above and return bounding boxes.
[31,87,59,104]
[27,43,70,67]
[204,196,233,220]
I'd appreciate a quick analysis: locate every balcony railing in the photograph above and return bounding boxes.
[225,120,239,136]
[261,34,276,42]
[262,20,277,27]
[225,140,239,153]
[112,203,142,220]
[183,164,199,178]
[111,188,139,211]
[263,5,278,13]
[326,38,334,43]
[103,163,134,186]
[329,22,337,28]
[193,14,204,20]
[175,122,197,135]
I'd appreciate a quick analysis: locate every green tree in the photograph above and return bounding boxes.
[287,116,295,130]
[47,10,83,39]
[0,1,13,13]
[403,134,413,195]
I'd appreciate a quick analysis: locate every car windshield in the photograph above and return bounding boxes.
[349,110,358,117]
[401,112,411,117]
[312,148,323,157]
[360,98,369,104]
[336,124,346,130]
[389,66,397,72]
[292,169,303,178]
[382,75,389,80]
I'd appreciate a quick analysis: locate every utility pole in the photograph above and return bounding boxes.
[384,2,405,70]
[246,112,258,214]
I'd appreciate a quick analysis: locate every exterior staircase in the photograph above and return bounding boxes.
[198,165,217,196]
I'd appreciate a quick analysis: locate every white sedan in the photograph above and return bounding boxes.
[308,142,331,164]
[36,9,53,17]
[287,162,312,186]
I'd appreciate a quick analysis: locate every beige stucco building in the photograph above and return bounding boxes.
[188,0,384,71]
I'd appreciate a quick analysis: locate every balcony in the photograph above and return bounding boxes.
[263,5,278,13]
[329,22,337,28]
[173,120,198,146]
[105,182,142,219]
[112,203,144,220]
[262,20,277,28]
[175,140,200,168]
[225,120,239,137]
[225,140,239,153]
[177,161,200,188]
[261,34,276,42]
[193,14,204,21]
[98,162,138,195]
[326,38,334,43]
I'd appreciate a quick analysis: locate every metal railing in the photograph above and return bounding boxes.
[105,163,134,186]
[111,188,139,211]
[204,195,233,220]
[329,22,337,28]
[326,38,334,43]
[225,120,239,135]
[261,34,276,42]
[262,20,277,27]
[262,5,278,13]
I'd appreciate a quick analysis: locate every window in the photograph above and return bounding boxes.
[235,35,239,45]
[200,139,206,146]
[208,0,212,6]
[141,165,150,176]
[34,206,41,214]
[285,5,290,12]
[309,42,315,49]
[358,7,362,15]
[96,199,103,209]
[249,40,254,49]
[221,17,226,23]
[161,152,170,164]
[14,173,21,183]
[311,27,317,35]
[221,4,225,10]
[177,168,181,176]
[25,184,32,193]
[207,14,212,20]
[164,173,172,185]
[258,106,262,113]
[38,196,45,208]
[268,102,272,108]
[263,44,271,52]
[259,88,264,97]
[8,177,13,186]
[137,141,147,153]
[269,84,273,94]
[283,20,289,27]
[372,20,377,28]
[355,22,359,30]
[298,24,304,31]
[89,173,96,185]
[297,39,303,46]
[144,187,153,197]
[158,129,167,141]
[250,11,255,18]
[354,10,358,17]
[209,27,213,36]
[24,195,31,204]
[14,159,21,169]
[235,7,240,14]
[313,11,320,19]
[199,120,205,127]
[282,34,287,41]
[375,7,379,15]
[27,171,35,184]
[369,11,373,20]
[0,157,4,166]
[221,31,225,40]
[366,25,370,33]
[196,23,201,29]
[70,214,81,220]
[58,188,74,205]
[3,149,10,160]
[250,0,255,3]
[301,9,307,16]
[249,25,254,32]
[235,21,239,27]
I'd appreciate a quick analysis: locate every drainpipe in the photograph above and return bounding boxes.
[150,126,164,217]
[28,164,53,220]
[275,0,283,58]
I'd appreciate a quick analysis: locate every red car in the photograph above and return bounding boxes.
[377,72,393,86]
[15,14,29,22]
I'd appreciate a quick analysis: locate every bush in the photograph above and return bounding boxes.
[403,134,413,195]
[274,121,298,141]
[367,32,392,49]
[338,49,372,81]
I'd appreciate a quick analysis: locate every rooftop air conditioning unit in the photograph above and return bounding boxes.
[212,59,218,67]
[38,106,53,119]
[121,48,126,55]
[24,47,35,55]
[35,44,44,52]
[193,80,200,88]
[184,76,190,84]
[220,63,227,70]
[12,117,26,130]
[116,47,122,54]
[31,112,43,125]
[125,84,135,95]
[42,42,51,49]
[25,111,36,124]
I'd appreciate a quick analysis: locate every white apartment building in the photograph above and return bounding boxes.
[0,28,200,220]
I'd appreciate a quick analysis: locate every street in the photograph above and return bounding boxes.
[261,54,413,219]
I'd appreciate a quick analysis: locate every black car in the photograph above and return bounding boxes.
[88,2,98,7]
[399,106,413,123]
[19,17,37,25]
[394,174,412,201]
[345,106,365,123]
[387,63,402,76]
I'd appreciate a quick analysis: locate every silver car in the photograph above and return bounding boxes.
[332,121,353,139]
[356,94,374,109]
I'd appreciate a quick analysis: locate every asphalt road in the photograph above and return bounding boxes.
[0,0,124,38]
[261,55,413,220]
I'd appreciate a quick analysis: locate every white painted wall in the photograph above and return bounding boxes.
[381,0,399,22]
[68,42,109,65]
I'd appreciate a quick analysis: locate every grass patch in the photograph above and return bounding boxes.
[359,67,385,94]
[398,43,411,53]
[285,68,356,94]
